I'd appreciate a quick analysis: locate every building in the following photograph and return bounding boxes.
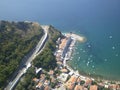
[40,74,46,82]
[61,37,72,59]
[59,38,67,50]
[65,75,78,90]
[44,80,50,86]
[35,67,42,74]
[36,82,44,90]
[33,78,39,83]
[56,37,61,45]
[108,84,120,90]
[48,70,54,76]
[57,73,69,82]
[90,85,98,90]
[85,78,92,86]
[74,85,84,90]
[76,77,81,84]
[56,85,66,90]
[60,68,69,73]
[44,85,51,90]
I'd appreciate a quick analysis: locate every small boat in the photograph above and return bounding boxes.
[86,61,90,66]
[109,35,113,39]
[104,59,107,61]
[92,65,95,68]
[112,46,115,50]
[88,45,91,48]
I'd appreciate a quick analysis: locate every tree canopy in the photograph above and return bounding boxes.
[0,21,43,89]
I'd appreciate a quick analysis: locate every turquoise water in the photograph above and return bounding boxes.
[0,0,120,80]
[68,20,120,80]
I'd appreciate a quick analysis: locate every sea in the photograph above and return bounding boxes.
[0,0,120,81]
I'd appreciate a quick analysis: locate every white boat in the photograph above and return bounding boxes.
[92,65,95,68]
[86,61,90,66]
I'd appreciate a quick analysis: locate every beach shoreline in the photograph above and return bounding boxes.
[62,33,95,81]
[63,32,120,84]
[55,32,120,89]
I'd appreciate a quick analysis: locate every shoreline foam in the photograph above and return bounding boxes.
[65,33,87,43]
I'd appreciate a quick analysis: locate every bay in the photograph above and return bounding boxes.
[0,0,120,80]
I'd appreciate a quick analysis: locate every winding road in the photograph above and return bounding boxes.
[5,25,49,90]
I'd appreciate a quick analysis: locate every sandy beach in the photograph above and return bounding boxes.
[65,33,87,42]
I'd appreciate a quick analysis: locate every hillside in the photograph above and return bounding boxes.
[33,25,62,70]
[15,25,62,90]
[0,20,44,89]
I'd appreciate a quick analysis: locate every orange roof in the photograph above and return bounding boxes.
[98,83,104,87]
[65,75,78,90]
[117,84,120,89]
[60,69,68,73]
[40,74,45,80]
[69,76,78,82]
[59,38,67,49]
[33,78,39,82]
[44,80,49,83]
[74,85,84,90]
[77,77,81,83]
[44,86,50,90]
[48,70,54,75]
[85,79,92,85]
[90,85,98,90]
[66,83,74,90]
[109,84,119,89]
[36,82,43,88]
[112,84,117,89]
[57,61,62,65]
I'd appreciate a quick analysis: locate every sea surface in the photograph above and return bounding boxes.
[0,0,120,80]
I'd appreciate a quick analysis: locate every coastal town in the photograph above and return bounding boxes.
[1,0,120,90]
[32,33,120,90]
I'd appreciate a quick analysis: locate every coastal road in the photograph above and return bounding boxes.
[5,25,49,90]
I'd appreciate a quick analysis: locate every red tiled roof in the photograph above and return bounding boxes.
[65,75,78,90]
[74,85,84,90]
[90,85,98,90]
[44,86,50,90]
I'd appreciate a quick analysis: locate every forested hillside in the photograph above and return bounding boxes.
[33,25,62,71]
[15,25,62,90]
[0,21,43,89]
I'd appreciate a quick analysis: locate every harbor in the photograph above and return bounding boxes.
[55,32,120,90]
[30,32,120,90]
